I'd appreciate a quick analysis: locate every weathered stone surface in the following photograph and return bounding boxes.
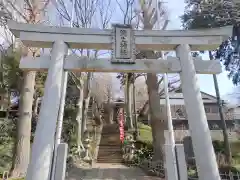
[54,143,68,180]
[66,163,163,180]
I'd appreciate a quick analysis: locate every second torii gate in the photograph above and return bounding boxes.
[8,20,232,180]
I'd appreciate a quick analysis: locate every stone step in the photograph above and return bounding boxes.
[97,123,123,164]
[101,131,120,134]
[97,153,122,157]
[98,150,122,155]
[96,162,123,165]
[102,125,119,131]
[101,131,119,135]
[98,153,122,158]
[98,144,122,153]
[100,135,121,143]
[99,144,121,147]
[99,139,121,143]
[100,138,121,142]
[101,132,120,136]
[98,156,122,160]
[97,158,122,161]
[100,134,120,138]
[97,155,122,158]
[97,156,122,159]
[98,145,121,148]
[97,157,123,163]
[98,153,122,157]
[98,146,121,150]
[99,142,121,146]
[99,139,121,142]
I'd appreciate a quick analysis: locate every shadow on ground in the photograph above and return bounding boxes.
[66,163,163,180]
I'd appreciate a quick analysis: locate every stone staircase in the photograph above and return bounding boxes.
[97,123,123,163]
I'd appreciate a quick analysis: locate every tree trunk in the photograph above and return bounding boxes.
[146,73,167,161]
[33,96,40,115]
[76,84,84,151]
[92,100,102,126]
[108,106,114,124]
[0,89,9,116]
[81,72,92,137]
[148,113,151,126]
[82,96,90,137]
[6,89,11,119]
[136,50,166,161]
[125,73,133,129]
[132,76,138,139]
[105,89,113,124]
[10,71,36,178]
[209,51,232,164]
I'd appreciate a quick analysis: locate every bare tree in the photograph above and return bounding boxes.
[137,0,170,162]
[0,0,50,178]
[91,73,114,104]
[134,78,148,111]
[56,0,112,154]
[91,73,114,124]
[116,0,180,162]
[134,0,166,162]
[116,0,140,132]
[135,75,180,116]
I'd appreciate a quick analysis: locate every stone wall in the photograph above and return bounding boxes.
[178,131,239,159]
[174,130,238,142]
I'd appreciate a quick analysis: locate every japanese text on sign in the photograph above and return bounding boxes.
[120,29,128,57]
[111,24,135,63]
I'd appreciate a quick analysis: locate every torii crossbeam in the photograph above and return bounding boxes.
[20,55,222,74]
[8,20,231,51]
[7,20,232,180]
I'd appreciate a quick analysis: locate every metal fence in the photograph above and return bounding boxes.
[132,158,240,180]
[188,172,240,180]
[133,159,165,178]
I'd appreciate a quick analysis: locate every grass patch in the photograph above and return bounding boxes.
[137,123,240,167]
[231,142,240,155]
[0,143,13,173]
[0,178,24,180]
[138,123,152,143]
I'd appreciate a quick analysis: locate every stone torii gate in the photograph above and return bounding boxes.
[8,21,232,180]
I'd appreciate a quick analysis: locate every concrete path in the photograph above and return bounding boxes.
[66,163,164,180]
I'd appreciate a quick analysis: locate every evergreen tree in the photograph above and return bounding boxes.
[181,0,240,85]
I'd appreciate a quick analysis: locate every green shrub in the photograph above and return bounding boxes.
[218,165,240,174]
[0,178,24,180]
[212,140,225,153]
[132,146,153,165]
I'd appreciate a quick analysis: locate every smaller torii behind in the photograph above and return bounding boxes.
[8,21,232,180]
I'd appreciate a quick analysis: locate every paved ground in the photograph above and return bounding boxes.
[66,163,164,180]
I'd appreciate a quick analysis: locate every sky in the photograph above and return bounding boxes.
[163,0,236,100]
[111,0,236,100]
[108,0,237,102]
[0,0,236,103]
[48,0,238,103]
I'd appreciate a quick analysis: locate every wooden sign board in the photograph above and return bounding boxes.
[111,24,136,64]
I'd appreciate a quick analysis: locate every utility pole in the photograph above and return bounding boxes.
[209,51,232,165]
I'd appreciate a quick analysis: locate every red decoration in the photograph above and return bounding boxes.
[119,108,125,143]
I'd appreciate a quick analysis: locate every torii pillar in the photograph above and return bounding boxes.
[7,20,232,180]
[176,44,220,180]
[25,41,68,180]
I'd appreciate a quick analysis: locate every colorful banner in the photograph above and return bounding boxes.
[119,108,125,143]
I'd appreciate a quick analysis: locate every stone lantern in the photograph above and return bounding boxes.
[0,89,8,118]
[83,131,92,165]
